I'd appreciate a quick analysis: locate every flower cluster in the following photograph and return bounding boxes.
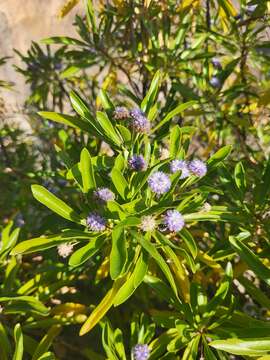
[164,209,185,232]
[129,155,147,171]
[93,187,115,204]
[170,159,190,179]
[113,106,151,133]
[140,215,156,232]
[170,159,207,178]
[130,108,151,133]
[57,243,74,258]
[132,344,150,360]
[86,212,106,232]
[148,171,171,195]
[113,106,130,120]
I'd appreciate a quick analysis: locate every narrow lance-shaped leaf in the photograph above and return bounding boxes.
[38,112,92,133]
[79,278,125,336]
[12,324,23,360]
[153,101,197,133]
[110,226,127,280]
[31,185,82,223]
[207,145,232,170]
[32,325,62,360]
[229,233,270,287]
[234,161,246,192]
[141,70,162,114]
[11,230,92,255]
[80,148,96,193]
[113,249,148,306]
[69,236,105,268]
[210,338,270,356]
[96,111,123,147]
[111,168,129,200]
[132,231,178,297]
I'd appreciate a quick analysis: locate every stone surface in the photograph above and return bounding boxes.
[0,0,83,108]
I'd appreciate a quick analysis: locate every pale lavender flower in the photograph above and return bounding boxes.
[57,243,74,258]
[211,57,222,69]
[130,108,150,133]
[113,106,130,120]
[148,171,171,195]
[140,216,156,232]
[15,213,25,228]
[246,4,257,14]
[129,155,147,171]
[170,160,190,179]
[86,212,106,232]
[132,344,150,360]
[164,209,185,232]
[210,76,221,88]
[93,187,115,204]
[189,159,207,177]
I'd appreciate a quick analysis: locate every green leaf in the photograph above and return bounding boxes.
[111,168,129,200]
[79,278,125,335]
[38,112,92,133]
[153,101,197,132]
[110,226,127,280]
[85,0,97,33]
[98,89,114,111]
[69,236,105,267]
[179,228,197,258]
[36,353,55,360]
[113,250,148,306]
[31,185,81,223]
[207,146,232,170]
[133,232,178,297]
[234,162,246,192]
[182,335,201,360]
[42,36,87,46]
[32,325,61,360]
[229,233,270,286]
[80,148,96,193]
[13,324,23,360]
[69,91,103,138]
[169,125,182,158]
[11,230,92,255]
[96,111,122,147]
[0,322,11,360]
[203,262,233,319]
[141,70,162,114]
[209,338,270,356]
[0,296,49,316]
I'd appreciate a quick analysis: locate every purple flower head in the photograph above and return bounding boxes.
[164,210,185,232]
[15,213,25,228]
[130,108,150,133]
[93,187,115,204]
[130,108,144,118]
[189,159,207,177]
[148,171,171,195]
[211,57,222,69]
[86,212,106,232]
[129,155,147,171]
[113,106,130,120]
[132,344,150,360]
[246,4,257,14]
[170,160,190,179]
[210,76,221,88]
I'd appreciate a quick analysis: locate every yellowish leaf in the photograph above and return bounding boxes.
[58,0,80,19]
[79,278,125,335]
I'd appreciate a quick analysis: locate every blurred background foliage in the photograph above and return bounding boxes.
[0,0,270,359]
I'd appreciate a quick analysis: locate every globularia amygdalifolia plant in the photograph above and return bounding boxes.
[6,72,269,360]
